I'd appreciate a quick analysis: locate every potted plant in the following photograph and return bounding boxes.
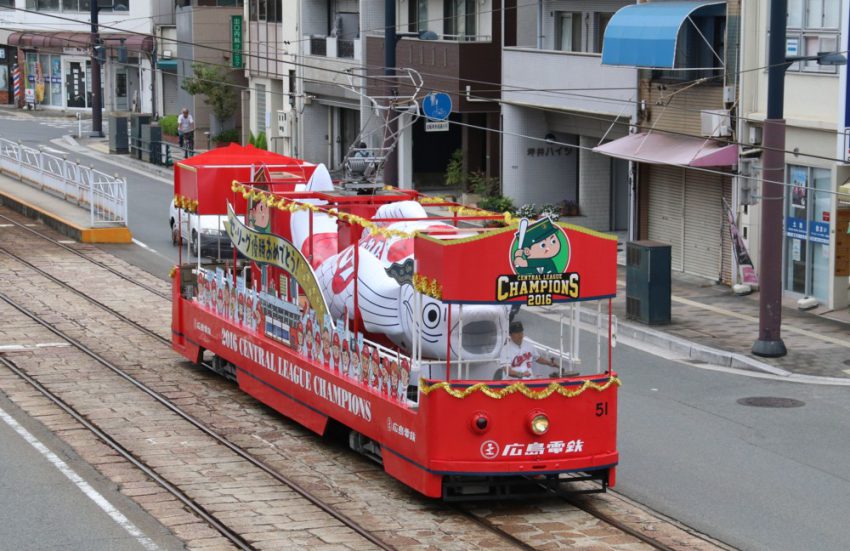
[213,128,240,147]
[561,199,580,217]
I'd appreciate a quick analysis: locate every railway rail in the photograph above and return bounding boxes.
[0,208,724,550]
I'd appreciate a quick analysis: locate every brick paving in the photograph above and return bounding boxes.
[0,208,732,550]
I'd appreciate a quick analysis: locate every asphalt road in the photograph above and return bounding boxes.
[3,113,850,551]
[0,394,180,551]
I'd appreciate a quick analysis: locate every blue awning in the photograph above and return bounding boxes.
[601,1,726,69]
[157,59,177,70]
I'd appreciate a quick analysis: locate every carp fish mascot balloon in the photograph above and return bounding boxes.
[290,164,509,365]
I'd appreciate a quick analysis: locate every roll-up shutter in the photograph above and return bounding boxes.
[647,165,684,271]
[683,170,723,280]
[162,73,178,116]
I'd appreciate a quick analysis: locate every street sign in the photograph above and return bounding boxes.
[425,120,449,132]
[231,15,243,68]
[423,92,451,121]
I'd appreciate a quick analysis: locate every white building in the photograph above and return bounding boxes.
[502,0,637,234]
[0,0,174,112]
[739,0,850,310]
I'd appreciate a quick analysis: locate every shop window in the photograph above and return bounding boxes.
[249,0,279,22]
[784,0,840,74]
[444,0,477,40]
[784,165,832,303]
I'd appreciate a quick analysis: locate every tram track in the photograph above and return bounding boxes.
[0,208,723,550]
[0,288,397,551]
[0,213,171,301]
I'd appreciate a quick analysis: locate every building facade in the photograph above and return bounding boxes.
[502,0,637,234]
[739,0,850,310]
[0,0,173,112]
[595,0,738,284]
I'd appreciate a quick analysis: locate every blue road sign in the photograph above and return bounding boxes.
[423,92,452,121]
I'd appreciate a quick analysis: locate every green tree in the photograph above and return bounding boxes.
[181,63,238,124]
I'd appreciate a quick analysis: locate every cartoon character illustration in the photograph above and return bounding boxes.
[341,339,350,376]
[248,198,271,232]
[380,357,391,395]
[512,217,564,276]
[360,345,371,385]
[388,360,399,399]
[398,358,411,401]
[331,332,341,371]
[314,330,323,363]
[321,326,331,367]
[369,348,380,389]
[305,319,314,360]
[290,168,509,361]
[349,339,360,380]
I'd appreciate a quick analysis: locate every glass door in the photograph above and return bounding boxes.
[784,165,832,302]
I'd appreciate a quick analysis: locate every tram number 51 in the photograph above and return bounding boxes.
[595,402,609,417]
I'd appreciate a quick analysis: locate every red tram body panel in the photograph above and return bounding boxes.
[170,146,620,499]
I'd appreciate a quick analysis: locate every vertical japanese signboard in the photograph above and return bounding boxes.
[231,15,243,69]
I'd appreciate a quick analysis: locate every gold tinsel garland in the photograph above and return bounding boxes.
[418,375,621,400]
[168,266,178,279]
[173,195,199,213]
[412,273,442,300]
[230,181,418,240]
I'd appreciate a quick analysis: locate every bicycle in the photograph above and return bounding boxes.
[183,131,195,157]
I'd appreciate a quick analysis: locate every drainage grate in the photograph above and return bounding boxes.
[737,397,805,408]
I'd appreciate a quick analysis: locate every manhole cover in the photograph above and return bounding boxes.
[843,359,850,367]
[737,397,805,408]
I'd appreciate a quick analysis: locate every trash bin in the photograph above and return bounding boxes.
[108,113,129,154]
[625,241,671,325]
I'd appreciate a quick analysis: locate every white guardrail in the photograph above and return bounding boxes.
[0,138,128,227]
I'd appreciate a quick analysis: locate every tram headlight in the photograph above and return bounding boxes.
[528,412,549,436]
[471,412,490,433]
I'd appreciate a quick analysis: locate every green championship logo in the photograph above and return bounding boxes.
[497,217,579,305]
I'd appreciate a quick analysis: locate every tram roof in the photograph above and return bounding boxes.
[175,144,316,215]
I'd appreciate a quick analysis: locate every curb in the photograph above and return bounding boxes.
[535,307,793,377]
[0,189,132,244]
[57,136,174,183]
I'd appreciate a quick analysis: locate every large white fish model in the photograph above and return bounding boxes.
[290,165,509,362]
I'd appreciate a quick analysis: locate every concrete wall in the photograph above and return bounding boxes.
[502,103,579,207]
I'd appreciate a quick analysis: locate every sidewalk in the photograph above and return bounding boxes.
[602,267,850,380]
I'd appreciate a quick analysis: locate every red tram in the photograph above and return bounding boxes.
[170,145,620,499]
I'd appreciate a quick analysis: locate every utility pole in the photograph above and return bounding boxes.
[383,0,397,187]
[752,0,787,357]
[752,0,845,357]
[90,1,104,137]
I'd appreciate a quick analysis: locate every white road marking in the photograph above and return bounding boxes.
[0,406,160,551]
[131,239,174,262]
[0,343,70,352]
[50,138,173,185]
[57,240,76,244]
[0,224,14,227]
[43,146,67,155]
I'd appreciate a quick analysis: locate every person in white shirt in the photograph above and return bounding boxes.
[498,321,558,379]
[177,108,194,149]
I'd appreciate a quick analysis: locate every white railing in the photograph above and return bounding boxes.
[0,138,128,227]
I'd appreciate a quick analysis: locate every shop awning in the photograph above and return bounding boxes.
[601,1,725,68]
[592,132,737,167]
[7,31,153,54]
[157,59,177,70]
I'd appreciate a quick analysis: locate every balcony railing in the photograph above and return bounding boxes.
[309,36,327,56]
[307,36,360,59]
[369,31,492,43]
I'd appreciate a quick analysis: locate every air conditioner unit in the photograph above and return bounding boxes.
[748,125,762,146]
[700,109,732,137]
[277,110,290,137]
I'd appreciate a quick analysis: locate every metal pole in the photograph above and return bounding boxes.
[383,0,398,187]
[90,2,103,137]
[752,0,788,357]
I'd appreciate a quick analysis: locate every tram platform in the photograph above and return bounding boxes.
[527,267,850,381]
[0,172,131,243]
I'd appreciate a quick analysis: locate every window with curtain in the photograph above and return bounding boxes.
[444,0,476,39]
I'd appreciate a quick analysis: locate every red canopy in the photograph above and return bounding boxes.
[174,144,317,215]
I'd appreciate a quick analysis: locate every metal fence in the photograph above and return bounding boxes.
[0,138,128,227]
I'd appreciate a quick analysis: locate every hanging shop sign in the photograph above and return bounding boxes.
[231,15,244,68]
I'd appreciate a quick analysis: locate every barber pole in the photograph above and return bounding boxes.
[12,64,22,106]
